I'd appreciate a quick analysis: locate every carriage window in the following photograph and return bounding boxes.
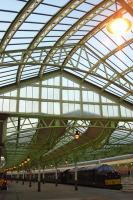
[97,165,114,173]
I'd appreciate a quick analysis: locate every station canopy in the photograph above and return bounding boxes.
[0,0,133,169]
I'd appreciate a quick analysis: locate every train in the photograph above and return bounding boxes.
[0,172,8,190]
[8,164,122,190]
[44,164,122,190]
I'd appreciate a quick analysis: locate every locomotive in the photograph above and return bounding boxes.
[44,164,122,190]
[0,172,8,190]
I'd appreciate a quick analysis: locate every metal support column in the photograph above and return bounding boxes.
[74,162,78,191]
[11,171,13,182]
[34,170,36,183]
[22,170,25,185]
[0,117,7,164]
[16,171,19,183]
[38,166,41,192]
[55,166,58,187]
[0,122,3,160]
[42,168,45,184]
[29,170,32,187]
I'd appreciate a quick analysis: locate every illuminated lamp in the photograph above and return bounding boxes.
[106,16,132,36]
[65,160,68,164]
[24,160,28,164]
[27,156,30,162]
[74,130,80,140]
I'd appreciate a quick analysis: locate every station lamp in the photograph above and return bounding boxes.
[65,160,68,165]
[106,1,132,36]
[106,16,132,36]
[18,157,30,168]
[27,156,31,162]
[74,130,80,140]
[24,160,28,164]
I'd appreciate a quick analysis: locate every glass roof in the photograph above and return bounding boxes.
[0,0,132,104]
[0,0,133,169]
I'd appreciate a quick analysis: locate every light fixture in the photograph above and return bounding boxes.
[65,160,68,165]
[106,17,132,36]
[24,160,28,164]
[106,0,132,36]
[74,130,80,140]
[27,156,30,162]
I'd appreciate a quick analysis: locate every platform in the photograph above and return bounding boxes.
[0,181,133,200]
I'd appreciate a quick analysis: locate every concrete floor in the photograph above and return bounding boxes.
[0,181,133,200]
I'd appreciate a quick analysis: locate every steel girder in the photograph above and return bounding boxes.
[62,9,125,66]
[74,144,133,163]
[117,0,133,16]
[0,70,132,112]
[82,39,133,82]
[16,0,86,83]
[65,44,133,100]
[39,0,114,78]
[4,116,133,166]
[6,117,131,139]
[0,69,60,95]
[0,60,132,100]
[40,121,117,164]
[80,44,133,98]
[62,71,133,110]
[0,0,43,53]
[0,0,132,106]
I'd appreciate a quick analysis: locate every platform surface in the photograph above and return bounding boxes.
[0,181,133,200]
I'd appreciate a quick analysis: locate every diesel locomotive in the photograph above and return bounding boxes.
[0,172,8,190]
[43,164,122,190]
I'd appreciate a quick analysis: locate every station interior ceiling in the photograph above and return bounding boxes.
[0,0,133,170]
